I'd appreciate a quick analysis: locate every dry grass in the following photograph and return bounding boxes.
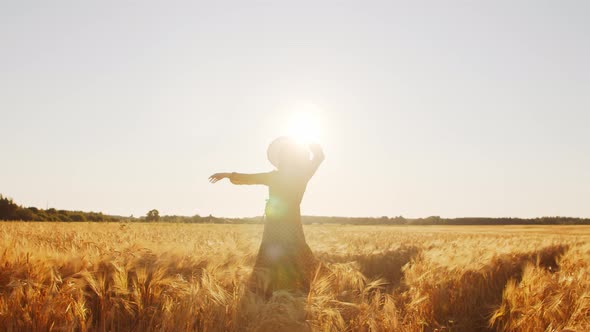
[0,222,588,331]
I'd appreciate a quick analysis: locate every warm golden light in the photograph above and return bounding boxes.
[286,103,322,144]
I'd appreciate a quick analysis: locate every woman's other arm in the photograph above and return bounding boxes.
[209,172,273,185]
[307,143,325,178]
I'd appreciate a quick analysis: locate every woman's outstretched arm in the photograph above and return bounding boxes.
[209,172,273,185]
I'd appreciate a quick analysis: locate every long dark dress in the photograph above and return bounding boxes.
[230,167,319,294]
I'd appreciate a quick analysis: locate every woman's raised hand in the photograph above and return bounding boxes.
[209,172,230,183]
[308,143,324,160]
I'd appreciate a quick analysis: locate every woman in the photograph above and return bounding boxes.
[209,137,324,295]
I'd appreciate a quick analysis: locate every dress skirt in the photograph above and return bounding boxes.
[250,206,317,295]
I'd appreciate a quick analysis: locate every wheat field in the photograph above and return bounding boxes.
[0,222,588,331]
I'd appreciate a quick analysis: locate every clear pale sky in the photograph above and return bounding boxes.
[1,1,589,218]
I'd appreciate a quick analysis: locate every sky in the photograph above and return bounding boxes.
[1,1,589,218]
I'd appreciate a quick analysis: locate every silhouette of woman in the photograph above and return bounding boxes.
[209,137,324,295]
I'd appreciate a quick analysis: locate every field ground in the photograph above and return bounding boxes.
[0,222,589,331]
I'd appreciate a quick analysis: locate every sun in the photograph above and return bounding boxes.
[286,103,322,144]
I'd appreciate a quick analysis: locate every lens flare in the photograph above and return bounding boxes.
[287,104,322,144]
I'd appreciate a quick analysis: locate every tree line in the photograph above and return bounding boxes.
[0,195,118,222]
[299,215,590,225]
[1,194,589,225]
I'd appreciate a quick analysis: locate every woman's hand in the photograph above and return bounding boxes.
[306,143,324,178]
[308,143,325,161]
[209,172,231,183]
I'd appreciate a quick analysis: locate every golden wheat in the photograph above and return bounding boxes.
[0,222,588,331]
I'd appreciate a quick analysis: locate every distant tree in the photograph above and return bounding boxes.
[0,195,19,220]
[58,213,72,222]
[14,208,35,221]
[69,213,87,222]
[146,209,160,222]
[86,212,102,222]
[426,216,442,225]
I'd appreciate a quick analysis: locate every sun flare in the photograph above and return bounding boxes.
[286,103,322,144]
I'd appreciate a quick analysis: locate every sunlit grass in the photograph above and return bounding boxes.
[0,222,588,331]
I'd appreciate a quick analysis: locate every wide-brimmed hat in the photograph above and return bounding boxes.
[267,136,309,168]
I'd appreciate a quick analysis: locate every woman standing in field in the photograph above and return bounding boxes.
[209,137,324,295]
